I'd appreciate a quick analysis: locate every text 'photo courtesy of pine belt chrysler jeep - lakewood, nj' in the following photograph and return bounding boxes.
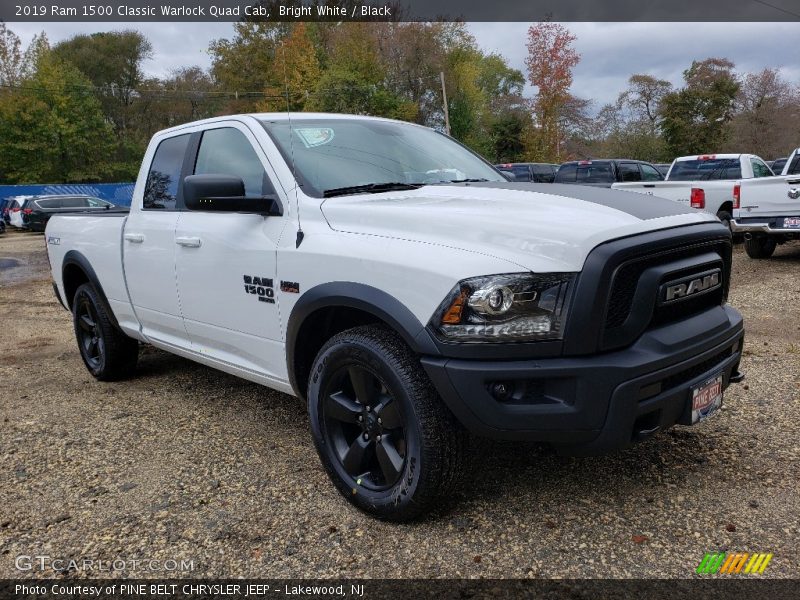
[45,113,745,521]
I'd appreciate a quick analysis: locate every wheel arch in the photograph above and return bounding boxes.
[286,282,440,400]
[62,250,122,330]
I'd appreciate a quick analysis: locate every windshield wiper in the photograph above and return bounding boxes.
[323,182,425,198]
[440,178,490,184]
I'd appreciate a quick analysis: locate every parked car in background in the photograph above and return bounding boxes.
[767,158,786,173]
[0,216,5,234]
[731,173,800,258]
[666,154,773,181]
[0,199,13,225]
[654,164,671,177]
[778,149,800,175]
[20,195,115,232]
[495,162,558,183]
[554,159,664,187]
[7,196,32,229]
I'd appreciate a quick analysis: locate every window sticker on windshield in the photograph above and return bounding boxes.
[294,128,334,148]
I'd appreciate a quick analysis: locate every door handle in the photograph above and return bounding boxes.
[124,233,144,243]
[176,236,202,248]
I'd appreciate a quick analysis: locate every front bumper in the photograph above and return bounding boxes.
[422,304,744,455]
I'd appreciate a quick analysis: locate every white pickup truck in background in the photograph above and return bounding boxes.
[665,154,774,181]
[611,154,775,230]
[731,174,800,258]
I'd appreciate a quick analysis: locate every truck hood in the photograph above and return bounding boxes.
[320,182,717,272]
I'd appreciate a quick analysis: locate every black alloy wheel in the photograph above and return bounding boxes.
[76,295,104,370]
[307,325,468,521]
[322,365,407,490]
[72,282,139,380]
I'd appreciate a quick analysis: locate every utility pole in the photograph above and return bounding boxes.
[440,71,451,136]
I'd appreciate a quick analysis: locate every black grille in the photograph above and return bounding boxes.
[603,238,731,346]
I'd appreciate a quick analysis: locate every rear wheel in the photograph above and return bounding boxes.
[744,236,776,259]
[73,283,138,380]
[307,325,467,521]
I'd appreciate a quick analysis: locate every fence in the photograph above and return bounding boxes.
[0,183,135,207]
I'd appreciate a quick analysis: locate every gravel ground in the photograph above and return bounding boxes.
[0,230,798,579]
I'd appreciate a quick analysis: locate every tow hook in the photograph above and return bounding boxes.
[730,370,745,384]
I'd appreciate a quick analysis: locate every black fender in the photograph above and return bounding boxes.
[285,282,441,397]
[62,250,123,331]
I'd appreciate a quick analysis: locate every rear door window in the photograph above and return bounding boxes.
[35,199,61,209]
[509,166,532,181]
[750,158,773,178]
[60,197,87,208]
[640,164,663,181]
[144,134,192,210]
[532,164,555,183]
[618,163,641,182]
[575,162,614,184]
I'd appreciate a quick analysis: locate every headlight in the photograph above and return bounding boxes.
[431,273,576,342]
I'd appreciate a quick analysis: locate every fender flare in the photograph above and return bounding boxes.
[62,250,122,331]
[285,282,441,396]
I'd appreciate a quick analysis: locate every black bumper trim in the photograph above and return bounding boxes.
[422,305,744,455]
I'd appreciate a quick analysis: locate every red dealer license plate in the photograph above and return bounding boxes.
[783,217,800,228]
[691,374,723,424]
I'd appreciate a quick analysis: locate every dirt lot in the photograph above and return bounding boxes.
[0,229,798,579]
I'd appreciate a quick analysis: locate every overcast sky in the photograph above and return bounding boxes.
[9,22,800,109]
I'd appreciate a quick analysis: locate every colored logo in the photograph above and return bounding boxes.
[697,552,773,575]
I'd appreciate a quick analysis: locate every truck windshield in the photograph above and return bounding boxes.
[669,159,742,180]
[260,118,505,197]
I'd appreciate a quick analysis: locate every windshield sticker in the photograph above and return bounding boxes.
[295,128,335,148]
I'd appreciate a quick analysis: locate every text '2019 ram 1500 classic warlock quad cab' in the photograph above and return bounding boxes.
[46,114,745,521]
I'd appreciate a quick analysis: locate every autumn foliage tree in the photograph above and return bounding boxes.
[525,22,580,161]
[259,23,321,112]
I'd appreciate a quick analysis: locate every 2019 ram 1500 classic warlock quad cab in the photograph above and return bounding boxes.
[45,114,745,520]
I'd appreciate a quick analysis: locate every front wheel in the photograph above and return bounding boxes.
[307,325,467,521]
[744,236,776,259]
[73,283,139,380]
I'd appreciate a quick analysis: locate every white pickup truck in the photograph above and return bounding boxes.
[731,174,800,258]
[45,113,745,520]
[611,154,775,230]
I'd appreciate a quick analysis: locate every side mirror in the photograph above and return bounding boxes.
[183,174,282,216]
[499,170,516,181]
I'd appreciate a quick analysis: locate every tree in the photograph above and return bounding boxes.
[0,22,24,88]
[618,74,672,130]
[307,23,416,120]
[525,22,580,161]
[728,68,798,158]
[660,58,739,156]
[259,23,321,112]
[0,52,114,183]
[209,21,291,112]
[53,30,153,130]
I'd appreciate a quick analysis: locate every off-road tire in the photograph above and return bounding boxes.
[307,324,468,521]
